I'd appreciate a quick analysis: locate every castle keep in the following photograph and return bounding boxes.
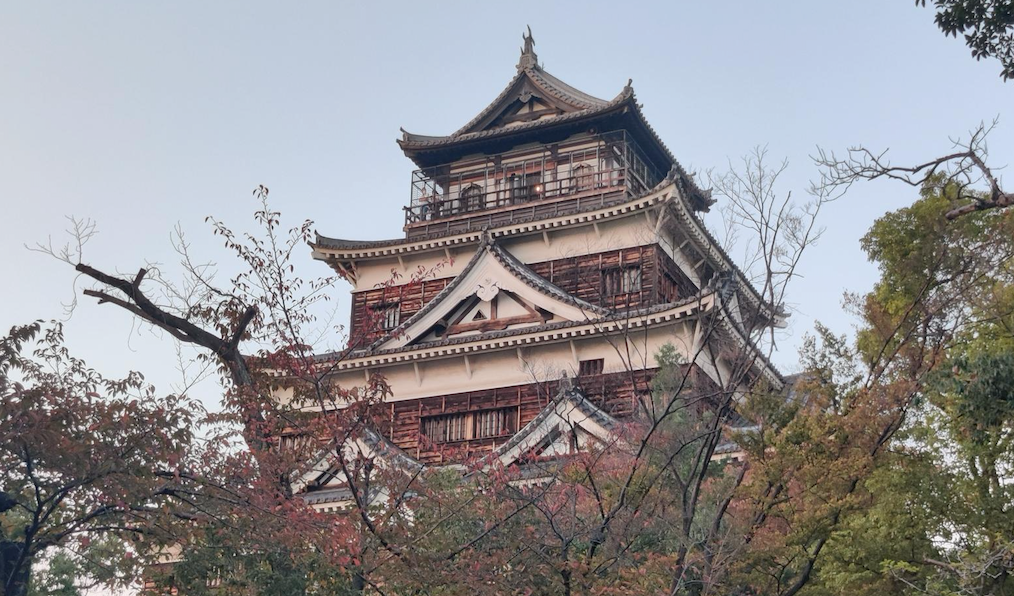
[293,32,783,506]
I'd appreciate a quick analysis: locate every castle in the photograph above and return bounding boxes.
[291,31,784,507]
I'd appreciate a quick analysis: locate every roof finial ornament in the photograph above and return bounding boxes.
[517,25,538,71]
[479,226,494,248]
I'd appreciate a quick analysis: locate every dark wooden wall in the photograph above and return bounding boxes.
[527,244,697,310]
[376,369,654,465]
[349,244,697,344]
[348,278,451,346]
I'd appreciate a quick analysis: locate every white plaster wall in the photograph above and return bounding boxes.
[308,317,705,409]
[349,209,663,291]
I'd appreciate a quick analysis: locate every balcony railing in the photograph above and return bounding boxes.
[404,131,663,231]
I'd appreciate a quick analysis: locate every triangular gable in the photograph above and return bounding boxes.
[457,69,602,135]
[292,427,421,497]
[451,30,609,136]
[369,237,608,351]
[481,385,621,469]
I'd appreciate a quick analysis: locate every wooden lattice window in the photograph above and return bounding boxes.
[473,408,516,439]
[603,266,642,296]
[422,412,469,443]
[276,433,310,454]
[460,184,483,212]
[373,303,400,331]
[421,407,518,444]
[578,359,604,376]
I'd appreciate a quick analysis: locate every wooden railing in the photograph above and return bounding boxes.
[405,168,631,224]
[403,131,664,235]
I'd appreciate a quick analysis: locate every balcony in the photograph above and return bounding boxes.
[404,131,663,238]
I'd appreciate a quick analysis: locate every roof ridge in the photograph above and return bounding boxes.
[526,66,609,109]
[401,28,620,144]
[400,89,633,148]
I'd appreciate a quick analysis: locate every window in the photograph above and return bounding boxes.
[276,433,309,454]
[526,173,543,200]
[603,266,642,296]
[578,359,604,376]
[422,412,469,443]
[573,164,595,191]
[421,407,518,444]
[459,184,483,213]
[474,408,515,439]
[508,173,525,203]
[373,303,400,331]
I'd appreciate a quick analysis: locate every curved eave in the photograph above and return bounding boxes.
[311,177,680,261]
[664,194,783,327]
[295,385,623,492]
[397,86,713,212]
[473,385,620,470]
[291,426,422,497]
[398,87,633,152]
[526,66,611,110]
[400,63,615,148]
[626,99,714,211]
[713,293,786,389]
[312,176,776,334]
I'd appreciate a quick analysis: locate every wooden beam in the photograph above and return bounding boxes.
[447,296,481,327]
[413,362,422,386]
[542,230,551,247]
[445,312,543,335]
[463,354,473,379]
[501,289,539,316]
[653,209,669,238]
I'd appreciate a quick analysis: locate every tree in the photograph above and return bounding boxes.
[767,179,1014,595]
[29,189,448,594]
[815,120,1013,221]
[0,322,198,596]
[917,0,1014,80]
[28,166,840,595]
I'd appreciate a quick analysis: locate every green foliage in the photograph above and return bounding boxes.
[917,0,1014,80]
[27,552,80,596]
[793,178,1014,595]
[856,177,1013,367]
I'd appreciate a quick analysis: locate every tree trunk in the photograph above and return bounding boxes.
[1,541,30,596]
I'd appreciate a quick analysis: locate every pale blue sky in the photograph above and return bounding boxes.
[2,1,1012,403]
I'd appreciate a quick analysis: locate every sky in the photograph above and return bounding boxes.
[2,1,1012,410]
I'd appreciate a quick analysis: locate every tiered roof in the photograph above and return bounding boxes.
[395,29,713,210]
[295,381,625,506]
[292,33,788,502]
